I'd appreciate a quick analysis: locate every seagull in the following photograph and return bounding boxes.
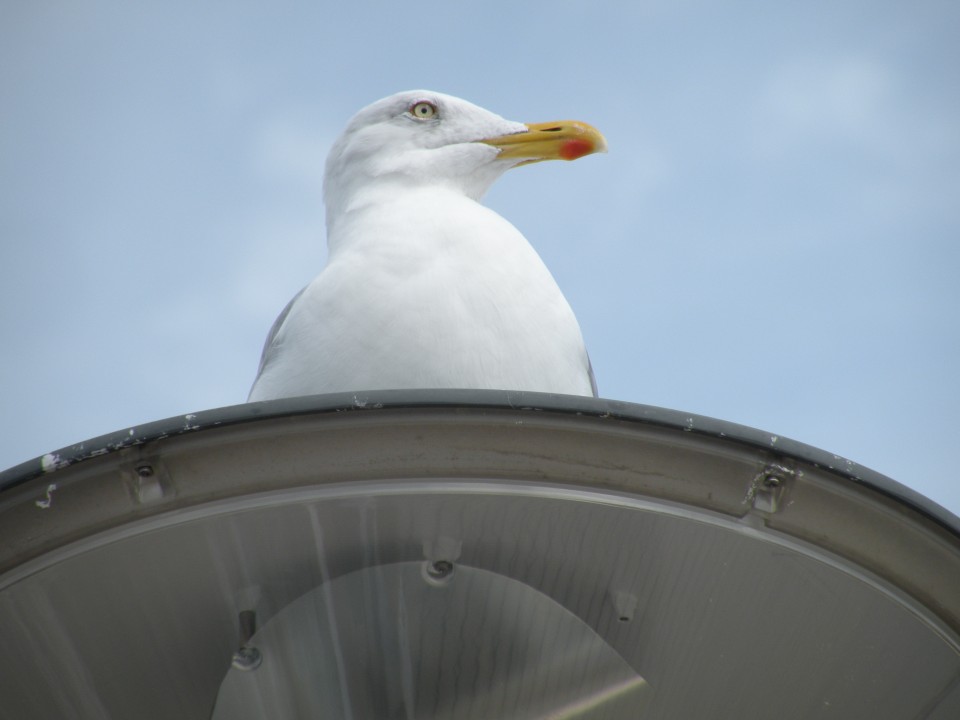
[248,90,606,402]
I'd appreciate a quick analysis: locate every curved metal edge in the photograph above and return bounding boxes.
[1,389,958,537]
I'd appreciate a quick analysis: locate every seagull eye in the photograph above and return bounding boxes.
[409,101,438,120]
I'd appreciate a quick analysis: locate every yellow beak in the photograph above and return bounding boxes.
[481,120,607,165]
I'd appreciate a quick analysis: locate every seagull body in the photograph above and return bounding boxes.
[248,91,606,402]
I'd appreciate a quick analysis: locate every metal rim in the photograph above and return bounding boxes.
[2,389,957,538]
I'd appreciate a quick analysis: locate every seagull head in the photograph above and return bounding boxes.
[323,90,606,222]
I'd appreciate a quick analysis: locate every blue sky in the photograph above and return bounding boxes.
[2,1,958,516]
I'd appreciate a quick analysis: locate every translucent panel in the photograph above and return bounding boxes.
[1,484,957,719]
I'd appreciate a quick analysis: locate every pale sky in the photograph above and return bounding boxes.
[2,1,958,516]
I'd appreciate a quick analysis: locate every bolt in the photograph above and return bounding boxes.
[231,645,262,671]
[427,560,454,579]
[762,474,782,488]
[136,464,154,478]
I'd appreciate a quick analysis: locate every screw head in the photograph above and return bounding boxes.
[231,646,262,671]
[427,560,453,579]
[422,559,455,587]
[136,464,154,478]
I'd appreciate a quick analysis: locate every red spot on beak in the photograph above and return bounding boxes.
[560,138,594,160]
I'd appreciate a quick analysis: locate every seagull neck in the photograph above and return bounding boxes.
[326,182,472,234]
[324,184,480,255]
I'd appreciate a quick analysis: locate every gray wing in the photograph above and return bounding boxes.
[252,286,307,381]
[587,352,599,398]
